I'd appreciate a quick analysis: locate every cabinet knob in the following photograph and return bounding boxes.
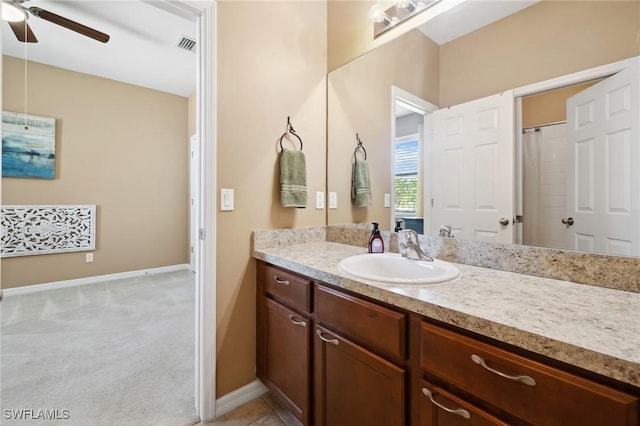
[421,388,471,419]
[471,354,536,386]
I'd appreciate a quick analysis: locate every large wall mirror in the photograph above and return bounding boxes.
[327,0,640,257]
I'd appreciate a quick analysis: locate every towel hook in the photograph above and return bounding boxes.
[353,133,367,161]
[279,116,303,151]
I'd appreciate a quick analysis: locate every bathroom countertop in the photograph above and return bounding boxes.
[253,241,640,388]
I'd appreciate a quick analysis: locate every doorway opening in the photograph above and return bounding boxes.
[390,87,437,234]
[0,0,216,423]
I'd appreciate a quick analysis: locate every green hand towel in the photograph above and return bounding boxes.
[351,158,372,207]
[280,149,307,208]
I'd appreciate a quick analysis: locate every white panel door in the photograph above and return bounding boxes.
[430,91,515,244]
[566,63,640,256]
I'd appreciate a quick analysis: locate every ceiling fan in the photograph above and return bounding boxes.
[1,0,110,43]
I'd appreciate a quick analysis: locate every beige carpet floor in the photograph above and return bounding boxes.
[1,269,198,426]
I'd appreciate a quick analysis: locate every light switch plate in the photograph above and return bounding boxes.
[329,192,338,209]
[220,188,234,211]
[316,191,325,209]
[384,193,391,208]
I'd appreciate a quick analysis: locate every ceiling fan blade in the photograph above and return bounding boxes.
[8,20,38,43]
[28,7,110,43]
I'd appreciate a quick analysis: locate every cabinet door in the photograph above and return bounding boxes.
[314,325,405,426]
[260,297,310,425]
[419,381,509,426]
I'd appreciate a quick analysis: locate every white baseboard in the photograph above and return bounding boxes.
[3,264,191,296]
[213,379,268,420]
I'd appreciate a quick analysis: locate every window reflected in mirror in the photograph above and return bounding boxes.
[394,110,423,233]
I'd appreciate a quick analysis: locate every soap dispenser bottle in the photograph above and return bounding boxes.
[368,222,384,253]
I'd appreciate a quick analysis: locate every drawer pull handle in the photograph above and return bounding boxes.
[288,315,307,327]
[273,275,290,286]
[316,329,339,345]
[421,388,471,419]
[471,354,537,386]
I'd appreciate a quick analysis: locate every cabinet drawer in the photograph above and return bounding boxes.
[260,263,311,313]
[420,322,639,426]
[419,380,509,426]
[315,284,406,361]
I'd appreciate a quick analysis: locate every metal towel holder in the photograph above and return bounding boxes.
[278,116,303,151]
[353,133,367,161]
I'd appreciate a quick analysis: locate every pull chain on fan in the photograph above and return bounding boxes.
[22,19,29,129]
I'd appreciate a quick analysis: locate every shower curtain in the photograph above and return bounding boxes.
[522,122,569,250]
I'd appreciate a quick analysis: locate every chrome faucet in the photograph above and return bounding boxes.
[439,225,453,238]
[398,229,433,262]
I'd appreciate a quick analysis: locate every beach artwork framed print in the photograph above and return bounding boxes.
[2,111,57,179]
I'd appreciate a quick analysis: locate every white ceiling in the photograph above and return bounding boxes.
[2,0,197,97]
[419,0,540,45]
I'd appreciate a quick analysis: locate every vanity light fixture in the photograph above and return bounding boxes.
[370,0,440,38]
[369,2,393,25]
[1,1,27,22]
[395,0,418,12]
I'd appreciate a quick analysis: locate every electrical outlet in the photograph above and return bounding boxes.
[86,253,94,263]
[384,193,391,208]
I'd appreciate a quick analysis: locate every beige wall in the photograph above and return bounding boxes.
[216,1,327,397]
[2,56,189,288]
[327,29,439,230]
[439,1,640,107]
[327,0,377,71]
[522,80,598,129]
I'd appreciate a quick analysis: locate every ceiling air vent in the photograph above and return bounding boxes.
[177,35,196,52]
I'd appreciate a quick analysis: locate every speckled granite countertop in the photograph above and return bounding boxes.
[253,241,640,388]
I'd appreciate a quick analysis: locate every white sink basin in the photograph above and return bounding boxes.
[338,253,460,285]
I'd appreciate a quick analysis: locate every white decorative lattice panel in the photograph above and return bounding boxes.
[1,205,96,257]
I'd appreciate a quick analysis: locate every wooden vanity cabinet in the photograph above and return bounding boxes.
[257,262,409,426]
[256,261,640,426]
[257,262,312,425]
[313,284,407,426]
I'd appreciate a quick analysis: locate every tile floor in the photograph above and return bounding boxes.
[198,394,301,426]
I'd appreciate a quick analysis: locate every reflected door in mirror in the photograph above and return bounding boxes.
[566,64,640,257]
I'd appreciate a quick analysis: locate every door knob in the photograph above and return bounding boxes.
[561,217,575,226]
[499,217,510,226]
